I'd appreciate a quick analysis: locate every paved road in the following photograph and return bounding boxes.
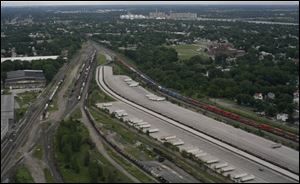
[103,65,299,175]
[97,65,299,183]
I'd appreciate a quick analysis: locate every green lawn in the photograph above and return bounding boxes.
[88,77,114,106]
[15,91,40,108]
[166,44,210,60]
[13,165,34,183]
[15,91,40,122]
[70,107,82,120]
[97,53,106,65]
[33,144,43,160]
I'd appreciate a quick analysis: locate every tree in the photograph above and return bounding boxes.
[264,103,277,116]
[236,94,253,106]
[70,156,80,173]
[83,151,90,166]
[89,162,99,183]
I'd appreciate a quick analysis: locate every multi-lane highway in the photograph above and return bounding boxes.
[96,65,299,183]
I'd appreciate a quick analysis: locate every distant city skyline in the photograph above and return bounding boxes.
[1,1,299,7]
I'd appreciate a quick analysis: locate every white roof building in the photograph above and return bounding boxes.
[254,93,263,100]
[276,113,289,122]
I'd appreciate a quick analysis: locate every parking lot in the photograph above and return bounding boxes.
[96,101,295,183]
[102,66,299,175]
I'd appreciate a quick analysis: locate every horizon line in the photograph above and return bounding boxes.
[2,3,299,7]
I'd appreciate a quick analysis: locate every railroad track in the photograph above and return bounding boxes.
[97,65,299,182]
[1,58,75,181]
[108,48,299,143]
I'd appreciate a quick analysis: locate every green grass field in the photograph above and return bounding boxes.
[15,91,40,108]
[33,144,43,160]
[97,53,106,65]
[70,107,82,120]
[166,44,210,60]
[88,77,114,106]
[13,165,34,183]
[15,91,40,122]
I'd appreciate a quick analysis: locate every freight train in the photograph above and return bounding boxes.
[115,57,299,142]
[42,76,65,119]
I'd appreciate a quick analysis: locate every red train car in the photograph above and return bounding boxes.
[116,56,299,142]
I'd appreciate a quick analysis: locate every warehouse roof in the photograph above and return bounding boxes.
[6,70,45,81]
[1,95,14,140]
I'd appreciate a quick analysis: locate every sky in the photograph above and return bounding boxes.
[1,1,299,7]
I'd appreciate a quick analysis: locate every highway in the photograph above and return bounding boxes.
[96,65,299,183]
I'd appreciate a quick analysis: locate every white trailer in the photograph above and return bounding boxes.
[206,159,219,164]
[156,97,166,101]
[114,109,127,117]
[124,78,132,82]
[147,128,159,133]
[171,140,184,146]
[214,162,228,169]
[233,173,248,179]
[136,122,149,126]
[240,175,255,182]
[130,118,143,124]
[186,148,199,154]
[139,124,151,129]
[129,82,139,87]
[160,135,176,141]
[103,103,112,107]
[221,166,235,172]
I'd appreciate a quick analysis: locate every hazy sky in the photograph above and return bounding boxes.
[1,1,299,7]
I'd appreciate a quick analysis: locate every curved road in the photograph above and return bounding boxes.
[96,65,299,183]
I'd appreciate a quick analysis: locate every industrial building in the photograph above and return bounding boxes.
[1,95,15,140]
[5,70,46,89]
[149,10,197,20]
[169,12,197,20]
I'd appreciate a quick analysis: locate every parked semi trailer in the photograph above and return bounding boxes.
[115,57,299,142]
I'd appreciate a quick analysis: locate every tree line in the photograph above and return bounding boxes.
[124,45,298,122]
